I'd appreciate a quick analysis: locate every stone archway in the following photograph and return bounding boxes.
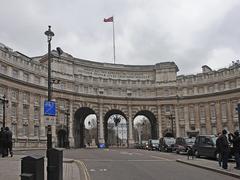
[134,110,158,139]
[74,107,97,148]
[104,109,128,147]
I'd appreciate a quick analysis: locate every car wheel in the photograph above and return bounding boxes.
[195,150,200,158]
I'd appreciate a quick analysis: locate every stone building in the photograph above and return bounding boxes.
[0,42,239,148]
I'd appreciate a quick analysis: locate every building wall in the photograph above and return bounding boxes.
[0,44,239,148]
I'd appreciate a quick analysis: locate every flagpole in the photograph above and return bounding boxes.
[112,16,116,64]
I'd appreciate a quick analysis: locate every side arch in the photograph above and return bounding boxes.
[74,107,96,148]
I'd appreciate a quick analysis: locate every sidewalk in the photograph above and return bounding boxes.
[177,157,240,178]
[0,155,81,180]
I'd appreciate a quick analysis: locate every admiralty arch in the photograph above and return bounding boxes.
[0,43,240,148]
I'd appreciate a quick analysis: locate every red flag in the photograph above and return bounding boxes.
[104,16,113,22]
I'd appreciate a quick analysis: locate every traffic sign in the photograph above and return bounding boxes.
[44,100,56,116]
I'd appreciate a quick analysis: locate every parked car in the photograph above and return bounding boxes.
[192,135,218,159]
[148,139,160,151]
[159,137,176,152]
[175,137,196,154]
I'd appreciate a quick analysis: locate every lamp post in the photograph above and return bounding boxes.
[45,25,54,150]
[113,115,121,147]
[65,109,70,148]
[0,95,8,128]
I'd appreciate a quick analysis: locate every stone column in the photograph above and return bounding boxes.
[128,104,134,146]
[28,93,35,138]
[98,100,105,144]
[205,103,211,134]
[184,105,190,135]
[175,105,180,137]
[215,101,223,133]
[69,100,74,147]
[227,100,234,132]
[17,91,23,137]
[5,87,12,129]
[157,104,162,138]
[194,104,200,132]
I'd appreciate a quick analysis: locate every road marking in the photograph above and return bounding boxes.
[75,160,91,180]
[99,169,108,172]
[89,169,96,172]
[151,155,172,161]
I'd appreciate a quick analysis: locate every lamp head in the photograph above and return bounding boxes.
[45,25,54,41]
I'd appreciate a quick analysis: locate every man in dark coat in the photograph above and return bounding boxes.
[5,127,13,157]
[0,127,8,157]
[217,129,229,169]
[228,130,240,170]
[0,127,4,156]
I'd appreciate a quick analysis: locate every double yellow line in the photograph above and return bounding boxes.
[75,160,91,180]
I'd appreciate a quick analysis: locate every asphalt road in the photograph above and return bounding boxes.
[15,148,239,180]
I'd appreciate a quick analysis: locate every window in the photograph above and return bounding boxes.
[34,96,40,106]
[12,69,18,78]
[221,102,227,122]
[199,105,205,122]
[23,73,29,82]
[11,89,18,100]
[11,103,17,117]
[34,126,39,137]
[34,107,40,120]
[34,76,40,84]
[211,127,217,135]
[210,104,216,123]
[23,92,29,103]
[22,105,29,119]
[0,64,7,74]
[23,125,28,136]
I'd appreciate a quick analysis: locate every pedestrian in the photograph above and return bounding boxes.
[1,127,8,157]
[5,127,13,157]
[217,129,229,169]
[216,132,222,167]
[228,130,240,170]
[0,127,4,156]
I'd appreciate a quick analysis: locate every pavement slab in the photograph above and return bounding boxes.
[177,157,240,179]
[0,155,81,180]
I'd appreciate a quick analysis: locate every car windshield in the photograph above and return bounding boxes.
[165,138,175,145]
[185,138,195,144]
[151,140,159,144]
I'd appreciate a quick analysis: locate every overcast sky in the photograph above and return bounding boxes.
[1,0,240,74]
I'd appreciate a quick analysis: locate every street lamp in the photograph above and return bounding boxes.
[0,95,8,128]
[64,109,70,148]
[113,115,121,147]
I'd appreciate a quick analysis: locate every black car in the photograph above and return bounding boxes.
[192,135,218,159]
[175,137,195,154]
[148,139,159,151]
[159,137,176,152]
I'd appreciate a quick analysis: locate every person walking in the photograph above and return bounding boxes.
[228,130,240,170]
[216,132,222,167]
[0,127,4,157]
[5,127,13,157]
[217,129,230,169]
[1,127,8,157]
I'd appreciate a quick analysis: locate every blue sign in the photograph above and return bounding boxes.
[44,100,56,116]
[99,143,106,148]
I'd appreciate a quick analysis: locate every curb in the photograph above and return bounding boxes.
[75,160,91,180]
[176,159,240,179]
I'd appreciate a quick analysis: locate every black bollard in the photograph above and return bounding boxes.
[47,148,63,180]
[21,155,44,180]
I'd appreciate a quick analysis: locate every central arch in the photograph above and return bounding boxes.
[134,110,158,139]
[104,109,128,147]
[74,107,97,148]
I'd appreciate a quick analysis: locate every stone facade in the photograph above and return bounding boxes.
[0,43,239,148]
